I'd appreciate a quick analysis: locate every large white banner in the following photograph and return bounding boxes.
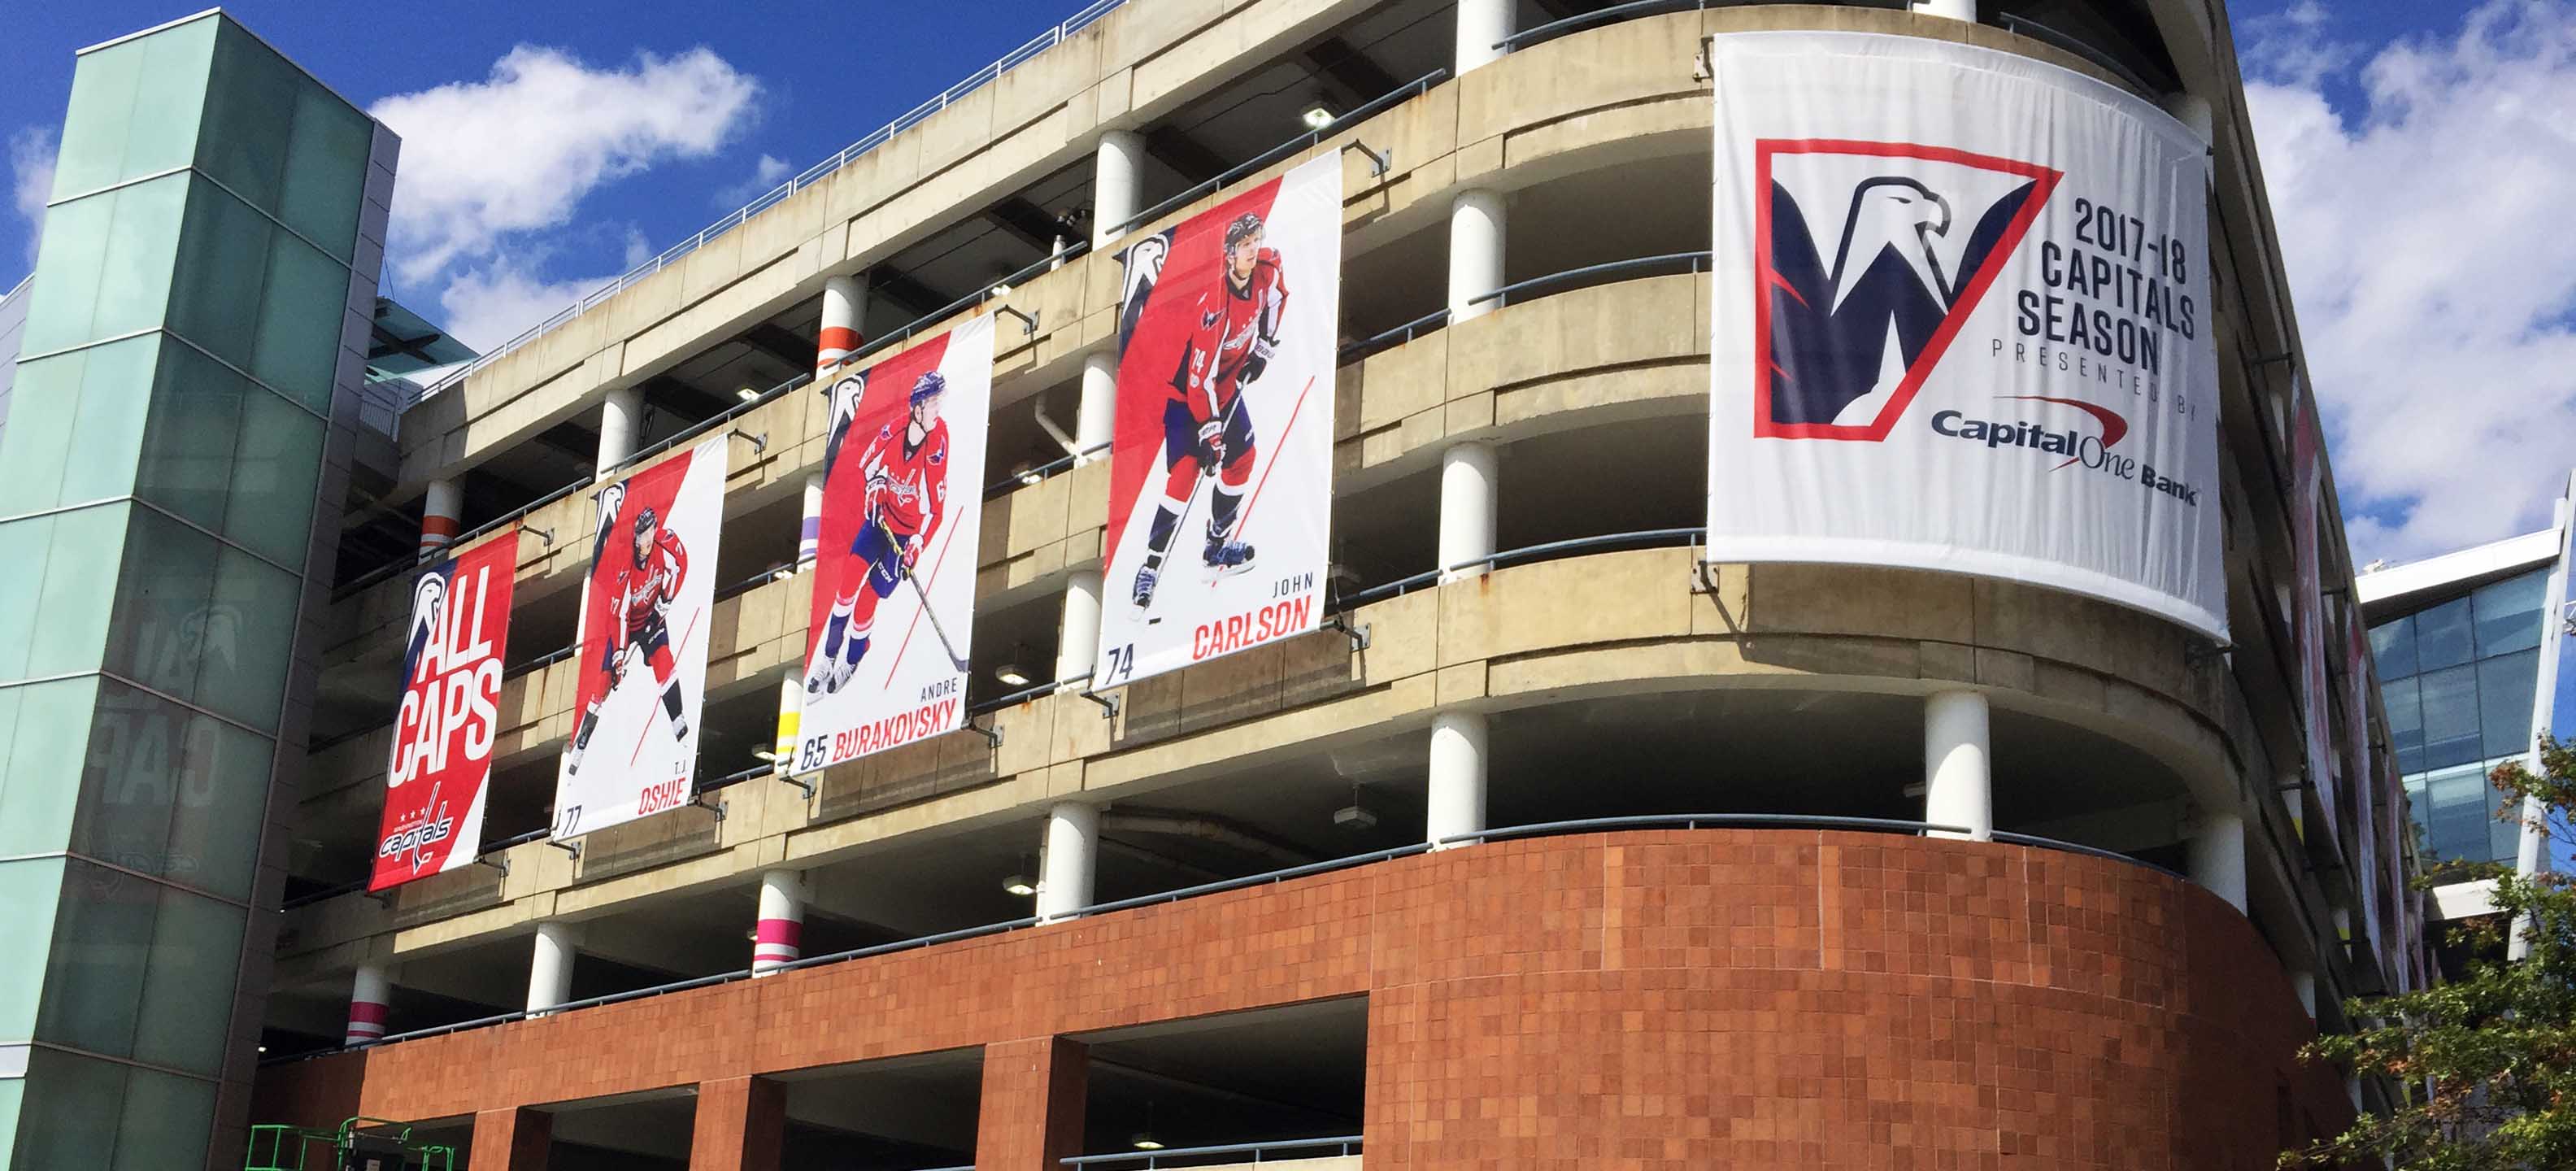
[554,433,728,838]
[1706,32,2224,640]
[791,315,994,772]
[1094,153,1343,689]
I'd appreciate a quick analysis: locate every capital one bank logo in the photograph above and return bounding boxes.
[1754,139,2061,441]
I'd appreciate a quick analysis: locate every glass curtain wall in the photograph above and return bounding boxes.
[2369,568,2549,865]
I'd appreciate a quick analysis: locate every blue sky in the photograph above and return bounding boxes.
[3,0,2572,565]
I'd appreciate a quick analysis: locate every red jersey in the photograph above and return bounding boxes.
[856,419,950,539]
[1168,249,1287,419]
[611,528,689,638]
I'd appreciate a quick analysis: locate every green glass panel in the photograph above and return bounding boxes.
[195,22,298,218]
[0,516,54,681]
[159,713,271,903]
[33,860,158,1060]
[248,230,346,411]
[127,887,242,1076]
[278,81,371,262]
[88,175,189,346]
[10,1048,124,1169]
[163,179,272,371]
[222,385,324,566]
[0,352,84,517]
[52,335,159,509]
[2369,615,2417,681]
[101,509,215,702]
[0,678,101,859]
[25,505,132,681]
[0,1076,21,1171]
[69,682,178,880]
[109,1065,214,1171]
[47,18,217,196]
[195,546,298,732]
[17,195,112,356]
[133,341,247,534]
[2474,570,2548,658]
[0,859,68,1043]
[2480,650,2539,759]
[46,35,148,198]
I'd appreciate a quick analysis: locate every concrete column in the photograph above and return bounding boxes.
[597,385,643,475]
[1075,351,1117,463]
[2187,809,2248,914]
[798,471,825,567]
[818,274,866,377]
[1438,442,1498,581]
[693,1076,788,1171]
[1447,189,1507,323]
[976,1037,1089,1171]
[2291,969,2318,1019]
[1911,0,1976,20]
[1055,569,1103,683]
[342,964,390,1046]
[752,869,809,975]
[1456,0,1514,74]
[2162,93,2215,145]
[1924,690,1993,841]
[1036,802,1099,921]
[469,1108,552,1171]
[526,921,581,1014]
[1093,130,1147,248]
[418,477,461,558]
[1426,711,1489,847]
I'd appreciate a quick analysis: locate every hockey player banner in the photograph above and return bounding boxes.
[792,315,995,772]
[2291,388,2335,839]
[372,532,516,891]
[1094,153,1342,689]
[554,434,727,838]
[1705,32,2224,640]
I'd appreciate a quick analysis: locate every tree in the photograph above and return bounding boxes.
[2282,738,2576,1170]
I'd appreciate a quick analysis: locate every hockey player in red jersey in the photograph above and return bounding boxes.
[566,506,692,775]
[806,368,952,695]
[1132,211,1286,609]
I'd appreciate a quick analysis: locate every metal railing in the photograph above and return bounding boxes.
[1336,526,1708,611]
[403,0,1126,407]
[276,814,2173,1059]
[1102,68,1447,242]
[1064,1135,1362,1167]
[988,441,1111,499]
[1495,0,1907,53]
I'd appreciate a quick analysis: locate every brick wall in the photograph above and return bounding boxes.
[251,831,2352,1169]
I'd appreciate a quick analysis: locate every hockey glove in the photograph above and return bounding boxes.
[1196,416,1227,466]
[1242,335,1275,385]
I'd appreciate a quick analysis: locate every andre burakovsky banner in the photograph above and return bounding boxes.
[554,435,727,838]
[791,314,995,773]
[1094,153,1343,689]
[1705,32,2223,639]
[372,531,516,891]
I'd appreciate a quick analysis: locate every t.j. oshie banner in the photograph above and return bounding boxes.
[1704,32,2224,640]
[791,314,995,772]
[1094,152,1343,689]
[554,434,728,838]
[372,531,516,891]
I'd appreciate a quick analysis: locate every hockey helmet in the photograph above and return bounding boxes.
[1223,212,1264,250]
[633,506,659,536]
[909,370,947,406]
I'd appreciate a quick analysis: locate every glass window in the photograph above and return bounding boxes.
[46,17,215,198]
[11,1047,125,1169]
[0,516,57,681]
[71,682,181,880]
[2385,675,2424,775]
[25,504,134,681]
[195,546,300,732]
[33,860,158,1060]
[163,179,272,371]
[194,22,300,218]
[2481,650,2541,760]
[277,81,372,261]
[101,508,216,702]
[2369,615,2418,681]
[0,350,85,517]
[159,713,271,903]
[222,385,324,566]
[2415,596,2476,673]
[87,175,190,349]
[248,229,349,411]
[2474,571,2548,658]
[111,1065,215,1171]
[18,192,114,356]
[127,886,242,1076]
[2423,761,2502,863]
[0,678,102,860]
[0,858,68,1043]
[52,335,160,511]
[2419,663,2482,771]
[133,341,247,535]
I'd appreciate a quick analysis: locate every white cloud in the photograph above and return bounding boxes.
[712,154,792,207]
[434,258,625,354]
[369,45,759,287]
[8,127,54,271]
[2244,0,2576,564]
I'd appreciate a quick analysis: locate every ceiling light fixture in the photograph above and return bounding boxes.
[995,663,1032,688]
[990,282,1013,298]
[1003,873,1037,897]
[1334,782,1377,832]
[1132,1135,1164,1151]
[1300,103,1335,130]
[736,386,760,402]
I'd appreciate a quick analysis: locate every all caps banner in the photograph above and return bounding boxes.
[1094,152,1343,689]
[791,314,995,773]
[1705,32,2225,640]
[372,531,516,891]
[554,434,728,839]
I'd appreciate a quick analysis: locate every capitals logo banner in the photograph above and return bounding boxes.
[792,314,994,772]
[1094,153,1343,690]
[372,532,516,891]
[1705,33,2224,639]
[553,434,728,838]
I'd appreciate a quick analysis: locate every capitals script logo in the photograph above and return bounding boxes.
[1756,140,2060,441]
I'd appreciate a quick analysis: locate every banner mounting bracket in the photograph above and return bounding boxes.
[1321,613,1370,651]
[772,768,814,800]
[547,839,581,861]
[1081,689,1120,721]
[993,305,1040,336]
[477,855,510,878]
[528,526,554,546]
[1340,140,1392,178]
[964,716,1004,749]
[727,428,768,455]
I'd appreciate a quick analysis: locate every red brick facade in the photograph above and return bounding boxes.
[252,831,2352,1169]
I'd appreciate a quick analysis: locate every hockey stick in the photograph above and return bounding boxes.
[627,607,703,768]
[899,562,972,673]
[1142,388,1252,626]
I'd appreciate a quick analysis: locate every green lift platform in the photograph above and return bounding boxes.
[244,1117,456,1171]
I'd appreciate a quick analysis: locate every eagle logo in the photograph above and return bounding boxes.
[1754,140,2060,441]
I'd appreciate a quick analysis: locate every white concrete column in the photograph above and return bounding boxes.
[1037,802,1099,921]
[773,673,803,774]
[1055,569,1103,683]
[798,472,825,567]
[2290,969,2318,1020]
[1093,130,1147,248]
[1911,0,1976,20]
[2187,808,2248,914]
[418,477,462,559]
[1075,351,1117,464]
[526,921,582,1014]
[1924,690,1993,841]
[597,385,643,475]
[2161,94,2215,145]
[1426,711,1490,847]
[1447,189,1507,323]
[818,274,866,377]
[343,964,391,1046]
[752,868,811,976]
[1438,442,1498,581]
[1456,0,1513,74]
